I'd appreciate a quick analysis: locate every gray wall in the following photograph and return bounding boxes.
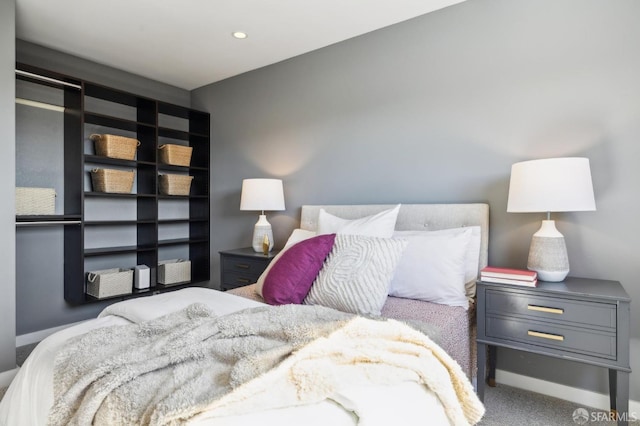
[192,0,640,399]
[14,41,192,335]
[0,0,17,371]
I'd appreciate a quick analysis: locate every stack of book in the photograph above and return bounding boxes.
[480,266,538,287]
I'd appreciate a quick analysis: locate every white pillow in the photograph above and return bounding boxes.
[389,228,472,309]
[394,226,481,299]
[255,228,318,297]
[304,234,407,316]
[284,228,317,247]
[316,204,401,238]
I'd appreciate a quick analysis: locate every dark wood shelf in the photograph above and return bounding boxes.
[158,127,208,140]
[158,218,189,224]
[156,280,191,288]
[84,245,156,256]
[16,63,212,305]
[157,194,208,200]
[158,194,188,200]
[158,238,190,247]
[84,220,155,226]
[158,127,189,141]
[84,192,157,198]
[158,102,207,118]
[158,217,208,224]
[158,237,208,247]
[157,163,207,172]
[84,154,156,168]
[85,83,156,115]
[83,281,201,304]
[85,112,155,133]
[84,155,137,167]
[16,214,82,222]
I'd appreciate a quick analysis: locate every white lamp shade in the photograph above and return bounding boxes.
[240,178,285,212]
[507,157,596,213]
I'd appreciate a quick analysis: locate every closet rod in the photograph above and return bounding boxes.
[15,69,82,90]
[16,98,65,112]
[16,221,82,227]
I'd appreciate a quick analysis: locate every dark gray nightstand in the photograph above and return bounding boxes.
[476,277,631,425]
[219,247,280,291]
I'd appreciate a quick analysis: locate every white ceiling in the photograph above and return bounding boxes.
[16,0,466,91]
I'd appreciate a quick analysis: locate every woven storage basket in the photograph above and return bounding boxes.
[158,259,191,285]
[86,268,133,298]
[159,174,193,196]
[159,144,192,167]
[90,134,140,160]
[16,187,56,215]
[91,169,135,193]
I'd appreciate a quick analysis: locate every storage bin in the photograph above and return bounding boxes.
[91,168,135,193]
[86,268,133,298]
[158,144,192,167]
[15,187,56,215]
[159,174,193,196]
[158,259,191,285]
[90,134,140,160]
[134,265,150,289]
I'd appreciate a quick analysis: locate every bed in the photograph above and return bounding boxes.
[230,203,489,381]
[0,203,488,426]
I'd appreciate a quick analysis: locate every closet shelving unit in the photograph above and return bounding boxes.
[15,63,210,304]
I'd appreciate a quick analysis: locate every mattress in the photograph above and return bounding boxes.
[228,284,477,379]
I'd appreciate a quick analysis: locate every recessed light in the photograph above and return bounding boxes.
[232,31,248,39]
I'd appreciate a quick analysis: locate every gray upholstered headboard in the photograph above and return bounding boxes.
[300,204,489,274]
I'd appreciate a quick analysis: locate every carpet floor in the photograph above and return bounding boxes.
[479,384,619,425]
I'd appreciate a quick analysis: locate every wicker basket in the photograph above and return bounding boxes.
[16,187,56,215]
[159,174,193,196]
[158,144,192,167]
[158,259,191,285]
[86,268,133,298]
[90,134,140,160]
[91,169,135,193]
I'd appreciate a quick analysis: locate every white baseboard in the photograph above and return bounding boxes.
[16,320,85,347]
[0,368,19,388]
[496,369,640,414]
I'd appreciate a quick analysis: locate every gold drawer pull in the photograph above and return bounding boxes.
[236,278,251,284]
[235,263,250,270]
[528,330,564,341]
[527,305,564,315]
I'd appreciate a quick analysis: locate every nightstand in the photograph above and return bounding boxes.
[219,247,280,291]
[476,277,631,425]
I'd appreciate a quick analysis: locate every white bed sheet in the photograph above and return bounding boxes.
[0,288,450,426]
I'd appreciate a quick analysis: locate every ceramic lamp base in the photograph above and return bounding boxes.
[527,220,569,282]
[252,214,274,253]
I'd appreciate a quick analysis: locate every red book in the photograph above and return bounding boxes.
[480,266,537,282]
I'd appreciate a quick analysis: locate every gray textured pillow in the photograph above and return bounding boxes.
[304,234,407,316]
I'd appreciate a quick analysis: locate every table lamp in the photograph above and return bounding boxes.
[240,178,285,253]
[507,157,596,282]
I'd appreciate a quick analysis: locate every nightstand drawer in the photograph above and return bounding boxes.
[486,315,616,359]
[486,289,616,330]
[219,248,279,291]
[222,272,259,290]
[477,278,631,413]
[222,257,268,276]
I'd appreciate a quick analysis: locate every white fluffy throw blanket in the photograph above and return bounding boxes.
[48,304,484,425]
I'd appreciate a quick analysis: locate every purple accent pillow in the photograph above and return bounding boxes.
[262,234,336,305]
